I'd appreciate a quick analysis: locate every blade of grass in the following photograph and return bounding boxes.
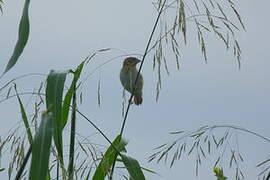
[120,154,146,180]
[14,84,33,144]
[29,112,54,180]
[66,62,84,179]
[62,61,84,128]
[93,135,128,180]
[67,83,76,180]
[3,0,30,74]
[67,74,79,179]
[45,70,68,166]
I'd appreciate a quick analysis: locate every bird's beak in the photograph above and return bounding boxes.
[135,59,141,64]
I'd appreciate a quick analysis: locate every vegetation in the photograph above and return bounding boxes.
[0,0,269,179]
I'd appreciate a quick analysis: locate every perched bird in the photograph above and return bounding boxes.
[120,57,143,105]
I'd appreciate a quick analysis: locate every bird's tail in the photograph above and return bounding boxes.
[134,93,143,105]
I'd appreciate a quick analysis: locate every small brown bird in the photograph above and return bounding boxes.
[120,57,143,105]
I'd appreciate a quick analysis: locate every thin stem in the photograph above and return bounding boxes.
[174,125,270,144]
[211,125,270,143]
[76,109,120,153]
[0,73,46,92]
[0,92,45,104]
[67,82,76,180]
[0,91,120,152]
[57,162,59,180]
[15,145,32,180]
[121,0,167,138]
[110,0,168,179]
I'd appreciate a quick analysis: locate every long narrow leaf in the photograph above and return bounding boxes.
[62,61,84,128]
[4,0,30,74]
[120,154,146,180]
[29,112,53,180]
[67,84,76,180]
[15,85,33,144]
[67,61,85,179]
[45,70,68,164]
[93,135,128,180]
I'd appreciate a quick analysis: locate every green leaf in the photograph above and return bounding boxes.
[66,62,84,180]
[140,167,159,175]
[4,0,30,74]
[117,165,159,176]
[120,154,146,180]
[45,70,68,164]
[93,135,128,180]
[62,61,84,128]
[29,112,53,180]
[15,85,33,144]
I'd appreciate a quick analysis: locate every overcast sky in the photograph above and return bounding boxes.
[0,0,269,179]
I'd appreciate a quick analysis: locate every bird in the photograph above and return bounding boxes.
[120,57,143,105]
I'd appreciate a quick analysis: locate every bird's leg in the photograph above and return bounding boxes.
[129,98,134,105]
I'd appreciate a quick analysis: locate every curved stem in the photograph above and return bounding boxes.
[0,73,46,92]
[211,125,270,143]
[110,0,168,179]
[120,0,167,139]
[0,92,45,104]
[0,91,120,153]
[174,124,270,144]
[75,109,120,152]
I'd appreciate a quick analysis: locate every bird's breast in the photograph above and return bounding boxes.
[120,67,140,94]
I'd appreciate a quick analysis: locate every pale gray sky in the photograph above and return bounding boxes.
[0,0,269,179]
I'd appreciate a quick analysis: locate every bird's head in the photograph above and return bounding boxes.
[123,57,141,67]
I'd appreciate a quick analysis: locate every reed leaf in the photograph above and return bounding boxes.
[29,112,53,180]
[120,154,146,180]
[93,135,128,180]
[62,61,84,128]
[15,85,33,144]
[4,0,30,74]
[45,70,68,165]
